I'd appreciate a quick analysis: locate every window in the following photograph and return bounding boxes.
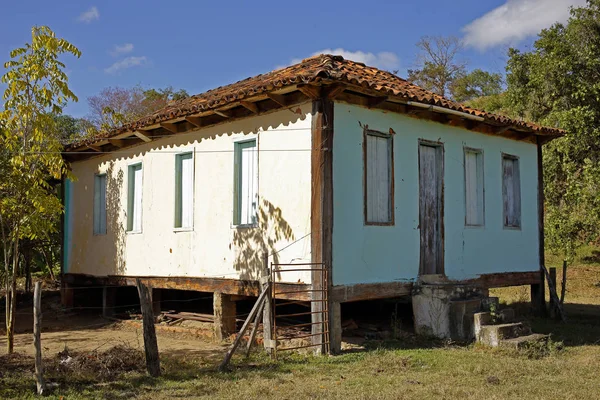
[364,130,394,225]
[464,148,484,226]
[127,163,143,232]
[233,139,258,226]
[175,152,194,229]
[93,174,107,235]
[502,154,521,228]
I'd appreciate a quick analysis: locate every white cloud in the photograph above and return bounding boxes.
[104,56,148,74]
[77,6,99,23]
[289,49,400,70]
[110,43,134,57]
[463,0,586,51]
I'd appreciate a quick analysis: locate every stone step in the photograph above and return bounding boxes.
[477,322,531,347]
[499,334,549,350]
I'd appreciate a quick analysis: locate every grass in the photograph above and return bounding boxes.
[1,249,600,399]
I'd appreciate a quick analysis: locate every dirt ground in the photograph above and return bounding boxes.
[0,292,226,361]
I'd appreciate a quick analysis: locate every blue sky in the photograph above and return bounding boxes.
[0,0,584,117]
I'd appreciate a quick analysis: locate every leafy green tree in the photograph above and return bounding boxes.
[0,26,80,353]
[451,69,503,103]
[505,0,600,258]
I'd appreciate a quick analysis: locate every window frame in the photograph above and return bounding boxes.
[232,137,259,228]
[363,129,395,226]
[174,150,195,231]
[93,173,107,235]
[126,162,143,234]
[501,153,521,230]
[463,147,485,228]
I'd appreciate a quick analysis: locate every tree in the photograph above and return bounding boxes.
[86,85,189,131]
[407,36,466,97]
[451,69,503,103]
[504,0,600,258]
[0,26,80,353]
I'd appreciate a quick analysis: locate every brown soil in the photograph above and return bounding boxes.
[0,292,226,361]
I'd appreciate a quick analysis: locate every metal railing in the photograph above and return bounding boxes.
[270,262,329,357]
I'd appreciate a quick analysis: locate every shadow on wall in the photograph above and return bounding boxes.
[106,161,126,275]
[230,198,295,281]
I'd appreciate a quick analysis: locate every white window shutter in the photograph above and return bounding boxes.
[235,140,258,225]
[180,153,194,228]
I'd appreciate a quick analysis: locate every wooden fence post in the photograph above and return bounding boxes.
[136,279,161,377]
[33,281,46,395]
[560,260,568,304]
[549,267,557,318]
[262,254,274,357]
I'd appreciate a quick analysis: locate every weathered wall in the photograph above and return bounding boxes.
[65,104,313,284]
[332,103,539,286]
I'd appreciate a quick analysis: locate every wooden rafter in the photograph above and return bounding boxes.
[240,101,259,114]
[108,139,125,148]
[86,144,102,152]
[367,96,388,109]
[134,131,152,143]
[213,109,232,119]
[160,122,178,133]
[266,93,289,107]
[297,84,321,100]
[322,84,346,99]
[185,116,203,128]
[494,125,514,134]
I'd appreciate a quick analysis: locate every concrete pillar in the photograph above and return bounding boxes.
[329,302,342,354]
[412,284,452,338]
[102,287,117,318]
[151,288,162,317]
[213,292,237,341]
[61,282,74,309]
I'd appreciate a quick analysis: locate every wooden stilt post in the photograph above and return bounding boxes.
[534,138,547,317]
[136,279,161,377]
[33,281,46,395]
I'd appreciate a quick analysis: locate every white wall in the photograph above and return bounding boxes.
[66,104,313,284]
[332,103,539,286]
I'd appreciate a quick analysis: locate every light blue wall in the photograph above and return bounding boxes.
[332,103,539,286]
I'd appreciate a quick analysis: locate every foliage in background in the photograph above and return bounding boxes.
[407,36,504,104]
[504,0,600,258]
[85,85,189,132]
[0,26,80,353]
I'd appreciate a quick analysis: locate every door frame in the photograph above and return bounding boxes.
[417,139,445,276]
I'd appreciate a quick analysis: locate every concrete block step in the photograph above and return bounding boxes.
[499,334,549,350]
[477,322,531,347]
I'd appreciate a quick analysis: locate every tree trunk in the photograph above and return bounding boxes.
[24,250,32,293]
[6,238,19,354]
[33,281,46,395]
[41,246,56,282]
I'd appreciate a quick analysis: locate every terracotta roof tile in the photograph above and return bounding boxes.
[75,54,564,146]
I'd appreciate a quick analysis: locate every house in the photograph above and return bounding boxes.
[61,54,563,352]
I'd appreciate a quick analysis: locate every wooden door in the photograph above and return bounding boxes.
[419,143,444,275]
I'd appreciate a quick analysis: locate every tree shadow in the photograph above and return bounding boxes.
[230,199,295,281]
[106,161,126,275]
